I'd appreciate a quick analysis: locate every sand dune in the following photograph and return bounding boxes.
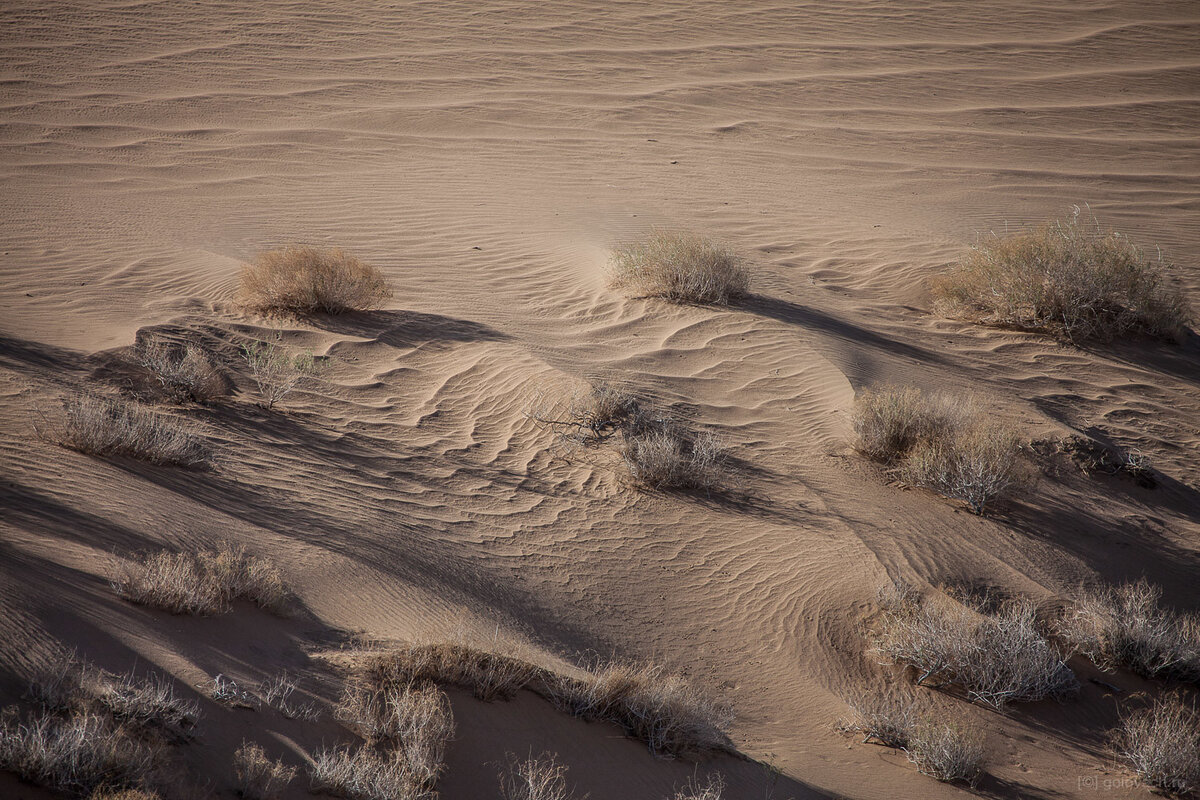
[1,1,1198,798]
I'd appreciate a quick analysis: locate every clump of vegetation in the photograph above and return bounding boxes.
[208,674,257,708]
[112,544,290,616]
[932,208,1191,342]
[872,582,1077,708]
[622,427,728,493]
[527,382,640,446]
[1058,579,1200,683]
[548,660,733,758]
[234,740,296,800]
[361,643,538,703]
[852,385,1024,515]
[609,230,749,305]
[498,753,579,800]
[335,680,453,791]
[241,338,321,410]
[838,690,920,748]
[671,774,726,800]
[49,393,211,468]
[1052,434,1156,488]
[905,720,985,786]
[1112,695,1200,795]
[135,337,225,404]
[258,672,322,721]
[239,245,392,315]
[309,746,427,800]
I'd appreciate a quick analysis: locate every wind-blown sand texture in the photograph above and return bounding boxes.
[1,2,1198,798]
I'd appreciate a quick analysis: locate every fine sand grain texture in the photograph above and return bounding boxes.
[1,2,1198,798]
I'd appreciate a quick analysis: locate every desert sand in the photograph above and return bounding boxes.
[1,1,1198,798]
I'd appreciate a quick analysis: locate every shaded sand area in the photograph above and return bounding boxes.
[1,1,1198,798]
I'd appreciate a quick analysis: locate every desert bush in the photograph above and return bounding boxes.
[239,246,392,315]
[1058,580,1200,683]
[609,230,749,305]
[51,393,211,467]
[900,421,1024,515]
[873,585,1077,708]
[528,382,640,446]
[112,544,289,616]
[241,339,320,410]
[309,746,428,800]
[1112,695,1200,795]
[498,753,578,800]
[548,661,732,758]
[209,674,257,708]
[0,709,156,794]
[838,691,919,748]
[258,672,321,721]
[362,643,538,702]
[335,681,453,788]
[932,209,1191,342]
[622,428,728,492]
[135,338,224,404]
[234,740,296,800]
[905,720,985,785]
[852,386,963,463]
[671,774,725,800]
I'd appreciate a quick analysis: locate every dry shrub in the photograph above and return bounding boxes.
[838,690,919,748]
[112,544,289,616]
[548,661,733,758]
[362,643,538,702]
[234,740,296,800]
[905,720,985,785]
[671,774,725,800]
[309,746,428,800]
[0,709,157,795]
[872,584,1077,708]
[51,393,211,468]
[135,338,225,404]
[900,422,1025,515]
[498,753,578,800]
[1058,580,1200,683]
[527,382,640,446]
[622,428,728,493]
[1113,695,1200,795]
[258,672,321,721]
[239,246,392,315]
[852,386,963,463]
[609,230,749,305]
[241,339,321,410]
[335,681,453,789]
[209,674,257,708]
[933,208,1191,342]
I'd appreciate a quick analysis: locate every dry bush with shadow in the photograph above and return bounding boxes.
[622,427,729,493]
[46,393,211,468]
[309,745,430,800]
[609,230,749,305]
[1112,694,1200,796]
[234,740,296,800]
[239,245,392,315]
[112,544,290,616]
[932,208,1192,343]
[359,642,538,703]
[135,337,225,404]
[527,383,641,447]
[240,338,321,410]
[671,774,725,800]
[334,680,453,792]
[498,753,581,800]
[1058,579,1200,683]
[852,385,1024,515]
[837,689,920,748]
[258,672,322,721]
[871,582,1078,708]
[905,720,985,786]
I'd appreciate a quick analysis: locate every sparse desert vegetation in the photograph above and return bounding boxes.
[528,382,640,446]
[112,544,290,616]
[838,690,919,748]
[904,720,985,786]
[853,385,1024,514]
[258,672,322,721]
[335,680,453,790]
[309,745,430,800]
[135,336,225,404]
[671,774,726,800]
[241,338,321,410]
[622,426,729,492]
[872,582,1077,708]
[933,209,1192,342]
[239,245,392,315]
[48,393,211,467]
[1058,579,1200,683]
[609,230,749,305]
[233,740,297,800]
[498,753,578,800]
[360,642,538,702]
[1112,695,1200,796]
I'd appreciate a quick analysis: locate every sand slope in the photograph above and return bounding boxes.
[1,1,1198,798]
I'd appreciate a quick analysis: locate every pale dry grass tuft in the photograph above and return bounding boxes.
[361,643,538,702]
[838,690,919,748]
[112,544,290,616]
[1112,695,1200,795]
[309,746,429,800]
[527,382,640,446]
[1058,580,1200,683]
[50,393,211,467]
[905,720,985,785]
[900,422,1025,516]
[933,208,1191,342]
[622,428,729,493]
[234,740,296,800]
[609,230,749,305]
[872,584,1077,708]
[239,246,392,315]
[852,386,964,463]
[258,672,321,721]
[135,338,225,404]
[335,680,453,790]
[498,753,580,800]
[671,774,725,800]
